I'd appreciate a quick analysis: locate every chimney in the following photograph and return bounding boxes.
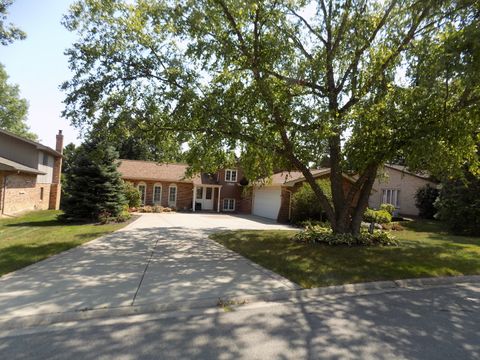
[56,130,64,154]
[49,130,64,210]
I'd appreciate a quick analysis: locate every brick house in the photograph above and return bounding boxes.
[118,160,252,213]
[118,160,353,221]
[0,129,63,216]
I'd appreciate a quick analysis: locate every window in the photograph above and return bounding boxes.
[225,169,237,182]
[168,185,177,206]
[205,187,213,200]
[42,152,49,166]
[382,189,400,208]
[153,184,162,204]
[223,198,235,211]
[40,187,44,200]
[196,187,203,199]
[138,183,147,205]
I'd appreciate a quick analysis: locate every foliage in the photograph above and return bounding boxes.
[296,219,331,229]
[435,170,480,236]
[363,208,392,224]
[0,63,36,140]
[415,184,440,219]
[293,225,398,246]
[123,181,141,208]
[61,140,127,222]
[0,0,25,46]
[291,179,332,224]
[62,0,480,234]
[380,203,396,215]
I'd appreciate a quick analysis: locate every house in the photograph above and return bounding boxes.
[369,164,437,216]
[118,160,252,213]
[118,159,356,222]
[0,129,63,216]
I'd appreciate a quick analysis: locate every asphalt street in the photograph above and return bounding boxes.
[0,282,478,360]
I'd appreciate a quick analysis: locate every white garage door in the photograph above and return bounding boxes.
[253,187,282,220]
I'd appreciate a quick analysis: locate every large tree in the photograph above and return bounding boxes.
[0,63,37,140]
[62,0,480,234]
[0,0,25,46]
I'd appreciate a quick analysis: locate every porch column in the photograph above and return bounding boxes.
[192,185,196,212]
[217,186,221,213]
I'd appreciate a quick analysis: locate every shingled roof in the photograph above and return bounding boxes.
[118,159,220,185]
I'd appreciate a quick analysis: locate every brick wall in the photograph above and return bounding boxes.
[1,172,51,216]
[129,180,194,211]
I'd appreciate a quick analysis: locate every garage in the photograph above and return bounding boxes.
[252,186,282,220]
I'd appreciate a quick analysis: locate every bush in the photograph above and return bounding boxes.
[153,205,164,213]
[140,205,154,213]
[297,219,331,229]
[435,172,480,236]
[380,203,395,215]
[293,225,398,246]
[123,181,141,208]
[291,179,332,224]
[415,184,439,219]
[363,208,392,224]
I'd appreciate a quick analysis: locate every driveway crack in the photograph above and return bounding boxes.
[131,236,160,306]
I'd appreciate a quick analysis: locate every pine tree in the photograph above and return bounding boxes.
[61,140,126,222]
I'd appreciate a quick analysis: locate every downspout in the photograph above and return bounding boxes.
[1,174,7,215]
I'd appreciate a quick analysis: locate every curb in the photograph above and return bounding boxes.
[1,274,478,331]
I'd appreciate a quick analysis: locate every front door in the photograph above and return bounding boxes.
[203,187,214,210]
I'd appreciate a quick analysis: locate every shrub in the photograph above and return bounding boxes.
[415,184,439,219]
[381,222,405,231]
[123,181,141,208]
[153,205,164,213]
[293,225,398,246]
[363,208,392,224]
[380,203,395,215]
[291,179,332,224]
[141,205,154,213]
[297,219,331,229]
[435,172,480,236]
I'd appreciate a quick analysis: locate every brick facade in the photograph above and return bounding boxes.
[0,172,52,215]
[129,180,194,211]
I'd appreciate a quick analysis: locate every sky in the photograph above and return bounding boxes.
[1,0,80,148]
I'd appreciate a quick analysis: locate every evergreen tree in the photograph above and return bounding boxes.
[61,140,126,222]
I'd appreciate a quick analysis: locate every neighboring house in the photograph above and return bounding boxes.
[0,129,63,216]
[118,160,252,213]
[369,164,437,216]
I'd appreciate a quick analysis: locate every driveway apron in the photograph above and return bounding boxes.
[0,213,297,321]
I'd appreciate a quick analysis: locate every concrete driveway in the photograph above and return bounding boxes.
[0,213,298,324]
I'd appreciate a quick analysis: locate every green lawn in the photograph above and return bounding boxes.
[210,220,480,288]
[0,210,130,276]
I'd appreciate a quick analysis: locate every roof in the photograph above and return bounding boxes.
[118,159,222,185]
[118,159,193,182]
[255,169,330,187]
[384,164,434,181]
[0,156,46,175]
[0,128,62,157]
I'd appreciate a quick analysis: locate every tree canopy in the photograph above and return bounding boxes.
[62,0,480,234]
[0,0,25,46]
[0,63,37,140]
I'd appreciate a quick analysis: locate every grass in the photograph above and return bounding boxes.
[0,210,131,276]
[210,220,480,288]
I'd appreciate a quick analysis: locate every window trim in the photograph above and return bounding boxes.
[168,184,177,207]
[223,198,235,211]
[152,183,162,205]
[137,182,147,205]
[225,169,238,182]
